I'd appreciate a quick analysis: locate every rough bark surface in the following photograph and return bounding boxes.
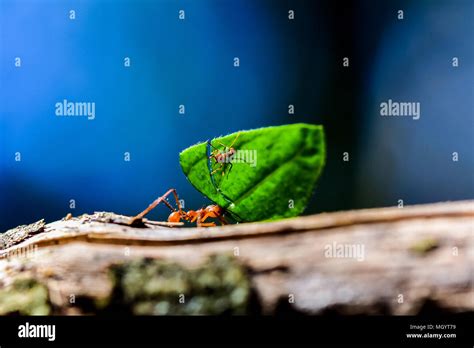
[0,200,472,315]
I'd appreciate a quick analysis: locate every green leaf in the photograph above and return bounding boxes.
[179,123,325,222]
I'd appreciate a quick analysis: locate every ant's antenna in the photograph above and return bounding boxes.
[228,132,240,148]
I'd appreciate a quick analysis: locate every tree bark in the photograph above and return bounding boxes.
[0,200,472,315]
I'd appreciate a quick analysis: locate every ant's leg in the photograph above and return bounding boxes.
[214,141,229,149]
[208,141,219,151]
[217,215,228,225]
[198,222,216,227]
[211,163,224,175]
[129,188,177,224]
[162,198,175,212]
[170,189,184,215]
[196,211,216,227]
[200,212,211,222]
[209,149,219,159]
[197,215,216,227]
[195,211,202,227]
[224,162,233,177]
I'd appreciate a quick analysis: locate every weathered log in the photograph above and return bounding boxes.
[0,200,472,315]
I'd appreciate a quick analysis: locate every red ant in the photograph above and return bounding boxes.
[128,188,228,227]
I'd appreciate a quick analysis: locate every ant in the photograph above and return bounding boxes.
[206,132,241,206]
[128,188,228,227]
[208,132,241,176]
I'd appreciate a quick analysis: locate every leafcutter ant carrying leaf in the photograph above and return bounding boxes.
[130,123,326,227]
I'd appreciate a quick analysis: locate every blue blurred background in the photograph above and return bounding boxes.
[1,0,473,230]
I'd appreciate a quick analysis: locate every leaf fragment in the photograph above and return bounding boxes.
[179,123,325,222]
